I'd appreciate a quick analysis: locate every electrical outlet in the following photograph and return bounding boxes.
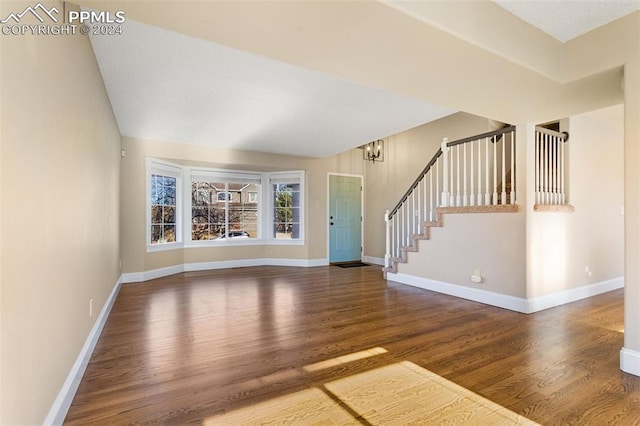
[470,270,483,283]
[585,267,592,277]
[89,299,94,317]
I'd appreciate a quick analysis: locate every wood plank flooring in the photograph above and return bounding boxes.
[65,266,640,425]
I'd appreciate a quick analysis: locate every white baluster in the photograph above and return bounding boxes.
[455,145,462,207]
[396,214,400,258]
[436,160,440,210]
[470,139,475,206]
[385,210,391,268]
[543,133,548,204]
[552,134,556,204]
[463,143,468,206]
[396,209,400,254]
[510,130,515,204]
[429,170,434,222]
[412,190,416,237]
[560,134,565,204]
[485,137,490,205]
[422,175,427,222]
[492,136,498,204]
[501,133,506,204]
[477,139,483,206]
[405,203,409,246]
[535,131,539,204]
[450,146,455,207]
[441,138,449,207]
[551,135,556,204]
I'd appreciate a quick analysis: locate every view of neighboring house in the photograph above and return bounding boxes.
[1,1,640,424]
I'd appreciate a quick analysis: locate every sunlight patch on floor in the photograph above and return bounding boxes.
[204,360,539,425]
[303,347,388,373]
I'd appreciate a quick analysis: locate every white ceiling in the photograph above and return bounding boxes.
[89,2,640,159]
[494,0,640,42]
[89,19,456,159]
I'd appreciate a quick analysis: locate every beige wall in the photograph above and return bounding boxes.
[121,137,364,274]
[526,104,624,298]
[363,112,492,259]
[0,3,122,424]
[400,212,527,297]
[388,105,624,300]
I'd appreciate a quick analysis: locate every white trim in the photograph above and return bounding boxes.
[146,241,184,252]
[122,264,184,283]
[44,275,123,426]
[269,170,305,242]
[122,258,329,283]
[146,158,183,249]
[363,256,385,266]
[387,272,529,312]
[183,238,306,248]
[525,277,624,313]
[386,273,624,314]
[621,348,640,377]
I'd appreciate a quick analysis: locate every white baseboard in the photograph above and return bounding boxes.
[122,258,329,283]
[363,256,385,266]
[44,275,123,425]
[387,272,529,312]
[386,273,624,314]
[525,277,624,313]
[121,264,184,283]
[621,348,640,377]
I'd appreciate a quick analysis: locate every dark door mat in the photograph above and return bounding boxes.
[332,262,370,268]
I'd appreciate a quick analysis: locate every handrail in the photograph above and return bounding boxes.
[446,125,516,147]
[389,148,442,218]
[535,126,569,141]
[389,126,516,219]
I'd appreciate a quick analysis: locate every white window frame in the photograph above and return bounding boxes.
[268,170,305,245]
[186,168,263,246]
[146,158,183,252]
[145,161,305,249]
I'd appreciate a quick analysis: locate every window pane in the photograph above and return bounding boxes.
[151,205,162,224]
[227,183,258,239]
[163,206,175,224]
[163,225,176,243]
[273,183,300,239]
[151,225,162,243]
[191,180,258,240]
[150,172,178,245]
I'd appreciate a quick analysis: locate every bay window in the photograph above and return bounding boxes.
[147,159,304,249]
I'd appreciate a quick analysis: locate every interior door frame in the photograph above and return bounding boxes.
[327,173,364,263]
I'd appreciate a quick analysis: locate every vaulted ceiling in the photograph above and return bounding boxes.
[83,1,637,158]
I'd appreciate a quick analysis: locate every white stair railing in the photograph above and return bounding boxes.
[535,127,568,205]
[384,126,516,270]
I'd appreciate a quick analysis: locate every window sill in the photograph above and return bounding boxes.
[146,242,184,253]
[184,238,305,248]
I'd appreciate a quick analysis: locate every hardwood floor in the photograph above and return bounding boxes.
[65,266,640,425]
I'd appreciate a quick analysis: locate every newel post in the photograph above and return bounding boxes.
[384,209,391,268]
[440,137,449,207]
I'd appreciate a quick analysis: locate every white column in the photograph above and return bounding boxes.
[622,58,640,377]
[384,210,391,268]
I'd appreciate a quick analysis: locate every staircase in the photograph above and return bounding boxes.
[383,126,517,275]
